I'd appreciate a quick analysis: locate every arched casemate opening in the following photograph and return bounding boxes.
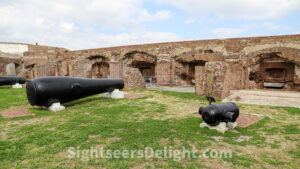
[174,58,206,86]
[173,48,220,87]
[25,64,36,79]
[5,62,20,76]
[176,61,206,86]
[14,63,22,76]
[124,51,157,85]
[91,62,110,78]
[88,55,110,79]
[246,48,300,90]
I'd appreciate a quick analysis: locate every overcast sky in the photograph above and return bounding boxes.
[1,0,300,50]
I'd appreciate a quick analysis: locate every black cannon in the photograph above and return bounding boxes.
[0,76,26,86]
[26,77,124,107]
[199,99,239,126]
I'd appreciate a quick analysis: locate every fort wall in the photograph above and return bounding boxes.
[1,34,300,98]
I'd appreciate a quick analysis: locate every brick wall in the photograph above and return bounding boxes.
[123,66,146,90]
[1,34,300,97]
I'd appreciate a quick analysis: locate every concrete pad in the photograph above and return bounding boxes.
[124,93,147,99]
[0,109,33,118]
[223,89,300,108]
[193,114,264,128]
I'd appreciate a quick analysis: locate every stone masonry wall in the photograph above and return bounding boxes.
[1,34,300,98]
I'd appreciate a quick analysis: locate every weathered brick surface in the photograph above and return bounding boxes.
[36,62,57,77]
[74,59,93,78]
[123,66,146,90]
[156,61,171,86]
[221,63,243,98]
[195,66,206,96]
[109,62,122,79]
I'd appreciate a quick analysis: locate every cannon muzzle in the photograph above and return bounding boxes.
[26,77,124,107]
[0,76,26,86]
[199,102,239,126]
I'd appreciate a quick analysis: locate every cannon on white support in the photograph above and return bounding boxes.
[26,77,124,111]
[198,96,239,132]
[0,76,25,88]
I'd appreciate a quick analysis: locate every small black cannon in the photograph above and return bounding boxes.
[26,77,124,107]
[0,76,26,86]
[199,97,239,126]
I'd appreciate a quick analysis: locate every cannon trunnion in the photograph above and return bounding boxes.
[199,102,239,126]
[26,77,124,107]
[0,76,25,86]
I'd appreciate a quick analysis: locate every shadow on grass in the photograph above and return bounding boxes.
[63,96,106,107]
[27,96,105,115]
[0,86,11,89]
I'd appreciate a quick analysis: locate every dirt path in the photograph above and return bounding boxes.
[223,89,300,108]
[146,85,195,93]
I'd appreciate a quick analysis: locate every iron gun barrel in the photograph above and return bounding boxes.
[0,76,26,86]
[199,102,239,126]
[26,77,124,107]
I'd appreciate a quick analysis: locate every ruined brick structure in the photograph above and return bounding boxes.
[1,34,300,99]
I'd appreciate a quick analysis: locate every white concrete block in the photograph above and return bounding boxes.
[48,102,65,112]
[227,122,237,130]
[217,122,228,133]
[111,89,124,99]
[12,83,22,88]
[200,122,228,133]
[102,89,124,99]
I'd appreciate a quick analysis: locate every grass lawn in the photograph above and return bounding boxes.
[0,86,299,168]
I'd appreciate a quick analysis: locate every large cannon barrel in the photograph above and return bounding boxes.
[0,76,26,86]
[26,77,124,107]
[199,102,239,126]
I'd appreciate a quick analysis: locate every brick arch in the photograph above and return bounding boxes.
[87,54,110,62]
[0,57,22,76]
[88,55,110,78]
[246,47,300,65]
[174,49,224,63]
[123,51,157,66]
[122,51,157,89]
[173,51,209,87]
[245,47,300,90]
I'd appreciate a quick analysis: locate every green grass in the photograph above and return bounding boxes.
[0,86,28,112]
[0,87,299,168]
[134,89,212,101]
[282,124,300,134]
[282,107,300,115]
[288,144,300,159]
